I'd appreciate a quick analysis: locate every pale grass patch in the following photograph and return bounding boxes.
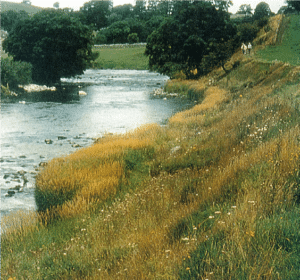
[1,210,40,240]
[169,86,227,125]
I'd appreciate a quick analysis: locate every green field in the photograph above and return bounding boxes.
[1,1,43,14]
[257,15,300,65]
[92,45,149,70]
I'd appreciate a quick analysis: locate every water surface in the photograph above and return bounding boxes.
[1,69,191,215]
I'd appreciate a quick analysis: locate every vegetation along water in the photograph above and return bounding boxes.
[1,1,300,279]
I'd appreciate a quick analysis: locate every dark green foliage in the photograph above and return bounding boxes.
[237,4,253,15]
[128,33,139,43]
[79,0,112,29]
[253,2,272,20]
[287,0,300,13]
[3,10,96,85]
[1,58,32,89]
[104,20,131,44]
[145,1,237,78]
[237,23,260,43]
[34,187,77,213]
[0,10,29,33]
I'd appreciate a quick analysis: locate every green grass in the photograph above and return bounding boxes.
[257,15,300,66]
[92,45,149,70]
[1,1,43,14]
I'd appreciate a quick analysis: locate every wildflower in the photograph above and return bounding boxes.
[209,216,214,219]
[214,211,221,214]
[186,267,190,270]
[231,206,236,209]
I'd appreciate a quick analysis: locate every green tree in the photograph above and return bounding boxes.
[3,10,96,85]
[286,0,300,13]
[254,2,272,20]
[1,58,32,89]
[145,1,237,78]
[53,2,59,9]
[1,10,29,33]
[104,20,131,43]
[237,4,253,15]
[112,4,134,20]
[79,0,112,29]
[128,33,139,43]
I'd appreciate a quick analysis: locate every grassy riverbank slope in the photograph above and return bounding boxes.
[2,15,300,279]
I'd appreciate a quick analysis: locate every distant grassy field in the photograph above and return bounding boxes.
[1,1,43,14]
[92,45,149,70]
[257,15,300,65]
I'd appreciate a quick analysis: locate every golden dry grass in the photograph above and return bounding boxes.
[2,18,300,278]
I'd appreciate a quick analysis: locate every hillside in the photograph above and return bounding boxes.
[257,15,300,66]
[1,1,43,14]
[2,15,300,279]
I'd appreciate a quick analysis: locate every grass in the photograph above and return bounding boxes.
[2,15,300,279]
[1,1,43,14]
[92,45,149,70]
[257,15,300,66]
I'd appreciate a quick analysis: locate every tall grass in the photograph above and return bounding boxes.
[2,16,300,279]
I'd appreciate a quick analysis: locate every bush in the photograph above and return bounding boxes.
[127,33,139,44]
[1,58,32,89]
[95,31,107,44]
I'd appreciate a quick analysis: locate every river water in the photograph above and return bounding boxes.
[1,69,191,216]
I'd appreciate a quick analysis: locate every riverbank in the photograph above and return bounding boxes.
[2,49,300,279]
[2,16,300,279]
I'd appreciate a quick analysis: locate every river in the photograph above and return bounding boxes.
[1,69,192,216]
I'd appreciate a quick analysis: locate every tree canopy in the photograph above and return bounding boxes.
[1,10,29,33]
[145,1,237,78]
[3,10,96,85]
[286,0,300,13]
[253,2,272,20]
[237,4,253,15]
[79,0,112,29]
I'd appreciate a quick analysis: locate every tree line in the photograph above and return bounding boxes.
[2,0,298,87]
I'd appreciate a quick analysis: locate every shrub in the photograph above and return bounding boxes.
[127,32,139,43]
[1,57,32,89]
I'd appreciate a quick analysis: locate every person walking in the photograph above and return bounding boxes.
[241,43,247,55]
[248,42,252,55]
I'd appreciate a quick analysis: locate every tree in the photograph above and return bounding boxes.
[22,0,31,5]
[104,20,131,43]
[79,1,112,29]
[1,10,29,33]
[53,2,59,9]
[145,1,237,78]
[1,58,32,89]
[254,2,272,20]
[237,4,253,15]
[3,10,96,85]
[286,0,300,13]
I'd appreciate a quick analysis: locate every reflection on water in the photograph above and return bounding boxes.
[1,69,192,216]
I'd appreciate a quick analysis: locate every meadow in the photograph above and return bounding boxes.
[1,15,300,279]
[257,15,300,66]
[92,45,149,70]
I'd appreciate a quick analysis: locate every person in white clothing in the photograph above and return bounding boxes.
[241,43,247,55]
[248,42,252,55]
